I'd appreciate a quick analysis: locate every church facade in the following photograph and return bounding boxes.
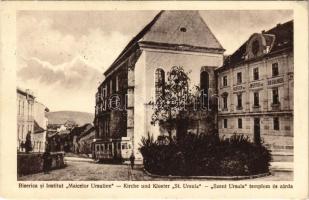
[94,11,225,160]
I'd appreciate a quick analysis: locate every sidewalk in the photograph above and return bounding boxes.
[270,162,293,172]
[65,156,293,173]
[64,156,93,162]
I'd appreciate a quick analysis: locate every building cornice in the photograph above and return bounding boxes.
[139,41,225,55]
[218,110,293,117]
[16,88,35,99]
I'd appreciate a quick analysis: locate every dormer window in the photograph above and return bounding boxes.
[246,33,271,59]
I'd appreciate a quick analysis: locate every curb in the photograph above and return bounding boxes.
[143,169,271,180]
[270,168,293,172]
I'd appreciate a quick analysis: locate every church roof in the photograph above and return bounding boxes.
[139,10,224,50]
[104,10,224,76]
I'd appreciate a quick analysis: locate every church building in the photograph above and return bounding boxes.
[94,10,225,160]
[94,11,294,161]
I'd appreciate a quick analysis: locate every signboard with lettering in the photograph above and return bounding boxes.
[233,85,245,91]
[249,82,263,88]
[268,77,284,85]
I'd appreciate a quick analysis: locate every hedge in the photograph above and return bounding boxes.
[17,152,66,176]
[139,133,271,176]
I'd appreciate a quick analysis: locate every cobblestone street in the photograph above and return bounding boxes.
[18,157,293,181]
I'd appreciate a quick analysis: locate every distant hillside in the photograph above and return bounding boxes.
[46,111,94,126]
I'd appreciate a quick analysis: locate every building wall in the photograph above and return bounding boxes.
[17,89,35,151]
[17,89,48,152]
[33,101,48,152]
[133,51,147,160]
[132,48,224,159]
[33,101,47,129]
[32,132,46,152]
[217,52,293,153]
[95,62,128,141]
[77,131,95,154]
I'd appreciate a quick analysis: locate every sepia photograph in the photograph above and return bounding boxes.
[15,9,295,182]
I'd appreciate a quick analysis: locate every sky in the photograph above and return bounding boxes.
[17,10,293,113]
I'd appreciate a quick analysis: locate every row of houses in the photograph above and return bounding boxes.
[94,10,293,161]
[17,87,95,154]
[46,122,95,154]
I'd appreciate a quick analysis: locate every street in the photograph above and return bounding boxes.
[18,157,293,181]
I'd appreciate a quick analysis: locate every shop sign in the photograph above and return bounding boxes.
[233,85,245,91]
[268,77,284,85]
[249,82,263,88]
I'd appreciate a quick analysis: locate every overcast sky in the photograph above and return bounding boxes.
[17,10,293,113]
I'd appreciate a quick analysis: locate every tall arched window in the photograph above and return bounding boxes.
[155,68,165,100]
[200,71,209,108]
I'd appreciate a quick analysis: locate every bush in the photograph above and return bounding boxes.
[17,152,66,176]
[139,133,271,176]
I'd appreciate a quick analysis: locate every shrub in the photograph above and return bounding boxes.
[139,133,271,176]
[17,152,66,176]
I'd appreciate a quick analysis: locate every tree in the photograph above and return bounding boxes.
[25,131,33,153]
[64,120,78,130]
[151,66,199,139]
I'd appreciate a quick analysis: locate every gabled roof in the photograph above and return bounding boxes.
[70,123,94,137]
[104,10,224,76]
[217,20,293,72]
[16,87,35,99]
[33,120,45,134]
[140,10,224,50]
[78,127,95,140]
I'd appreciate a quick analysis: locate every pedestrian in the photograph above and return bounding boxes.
[129,153,135,170]
[42,147,51,174]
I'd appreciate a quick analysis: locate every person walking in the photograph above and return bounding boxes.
[129,153,135,170]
